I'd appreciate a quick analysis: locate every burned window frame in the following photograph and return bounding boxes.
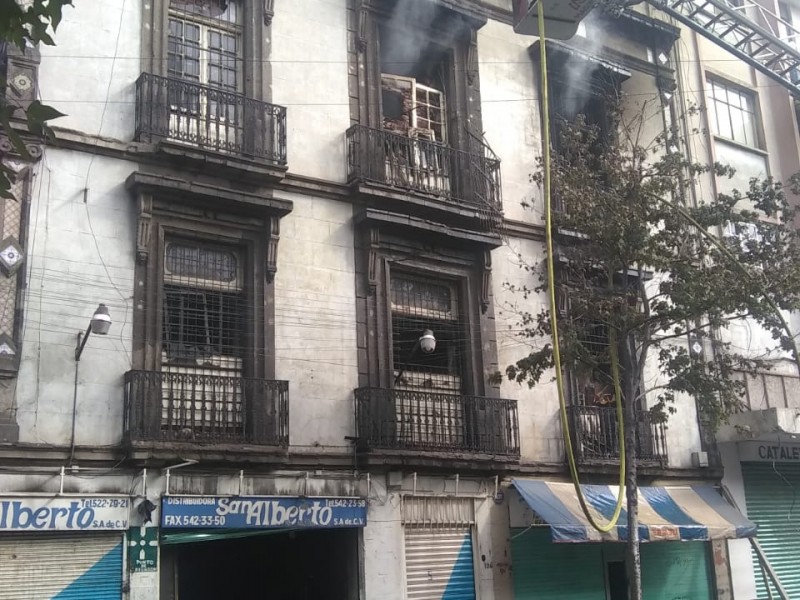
[352,0,485,155]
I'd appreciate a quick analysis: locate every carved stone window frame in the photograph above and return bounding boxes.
[126,172,291,379]
[142,0,274,103]
[354,208,499,394]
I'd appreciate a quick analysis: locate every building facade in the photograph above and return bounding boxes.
[669,0,800,597]
[0,0,782,598]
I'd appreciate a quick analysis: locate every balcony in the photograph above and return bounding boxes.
[568,405,667,465]
[354,387,520,459]
[134,73,287,174]
[346,125,502,230]
[124,370,289,449]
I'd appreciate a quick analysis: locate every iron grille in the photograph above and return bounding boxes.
[354,387,520,456]
[391,274,463,393]
[567,404,668,464]
[135,72,287,164]
[124,370,289,445]
[160,240,251,437]
[345,125,502,224]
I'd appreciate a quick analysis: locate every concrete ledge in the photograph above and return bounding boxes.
[717,408,800,443]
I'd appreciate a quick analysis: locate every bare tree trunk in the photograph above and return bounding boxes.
[625,383,642,599]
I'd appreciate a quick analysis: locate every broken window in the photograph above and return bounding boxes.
[379,24,449,144]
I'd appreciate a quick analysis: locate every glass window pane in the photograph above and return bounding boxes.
[208,65,221,85]
[223,34,236,53]
[730,106,747,141]
[208,30,221,50]
[186,23,200,41]
[169,19,182,37]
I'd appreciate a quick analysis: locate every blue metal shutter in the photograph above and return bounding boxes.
[640,541,713,599]
[404,527,476,600]
[0,533,123,600]
[741,462,800,598]
[510,527,606,600]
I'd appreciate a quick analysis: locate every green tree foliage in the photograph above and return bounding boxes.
[0,0,71,196]
[500,94,800,430]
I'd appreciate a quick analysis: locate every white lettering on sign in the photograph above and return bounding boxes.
[0,497,129,531]
[215,499,334,527]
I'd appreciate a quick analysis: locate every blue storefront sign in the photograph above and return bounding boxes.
[161,496,367,529]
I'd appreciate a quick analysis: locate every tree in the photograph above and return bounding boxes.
[0,0,71,197]
[499,93,800,598]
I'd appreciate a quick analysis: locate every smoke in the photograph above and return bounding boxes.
[555,10,611,118]
[380,0,463,78]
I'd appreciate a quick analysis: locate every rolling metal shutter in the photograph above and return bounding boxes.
[404,527,475,600]
[741,462,800,598]
[510,527,606,600]
[0,533,123,600]
[640,541,713,599]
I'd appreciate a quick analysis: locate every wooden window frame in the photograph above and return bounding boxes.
[142,0,272,105]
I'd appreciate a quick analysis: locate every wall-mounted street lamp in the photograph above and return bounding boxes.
[394,329,436,386]
[74,304,112,362]
[70,303,113,465]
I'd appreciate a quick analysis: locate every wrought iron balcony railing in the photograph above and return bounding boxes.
[354,387,520,456]
[135,73,287,165]
[124,370,289,446]
[567,404,667,464]
[346,125,502,219]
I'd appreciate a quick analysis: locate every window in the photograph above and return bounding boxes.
[707,79,768,206]
[391,273,464,394]
[708,80,759,147]
[167,0,241,122]
[379,24,451,144]
[168,0,240,91]
[381,75,446,143]
[160,240,246,433]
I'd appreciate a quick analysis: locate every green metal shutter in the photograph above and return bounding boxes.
[741,462,800,598]
[0,533,123,600]
[640,542,713,599]
[404,527,476,600]
[510,528,606,600]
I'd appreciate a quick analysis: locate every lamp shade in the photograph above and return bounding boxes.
[419,330,436,354]
[90,304,112,335]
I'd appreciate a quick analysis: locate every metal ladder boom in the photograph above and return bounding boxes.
[648,0,800,97]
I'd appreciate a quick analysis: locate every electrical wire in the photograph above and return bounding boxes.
[538,7,625,533]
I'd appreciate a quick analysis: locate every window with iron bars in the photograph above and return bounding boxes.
[160,239,246,434]
[390,273,464,394]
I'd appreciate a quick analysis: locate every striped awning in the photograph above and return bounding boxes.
[511,480,757,543]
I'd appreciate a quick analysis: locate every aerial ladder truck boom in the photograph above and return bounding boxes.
[650,0,800,98]
[514,0,800,98]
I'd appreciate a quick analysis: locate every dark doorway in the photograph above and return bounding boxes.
[160,529,359,600]
[607,560,628,600]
